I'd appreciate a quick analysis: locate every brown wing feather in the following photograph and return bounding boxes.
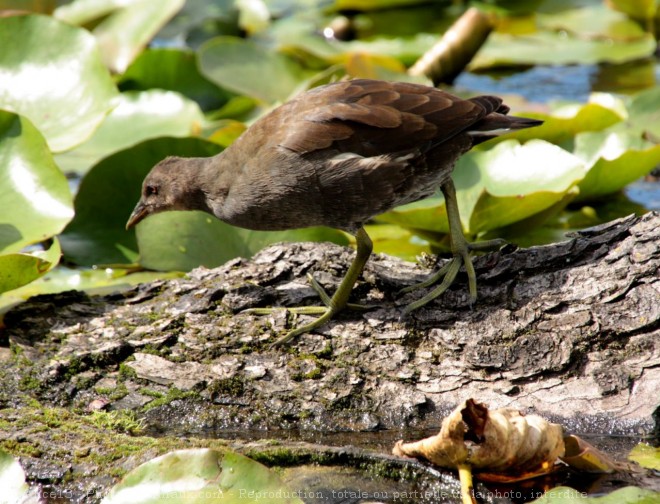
[279,79,489,157]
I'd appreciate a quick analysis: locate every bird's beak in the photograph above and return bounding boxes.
[126,202,149,230]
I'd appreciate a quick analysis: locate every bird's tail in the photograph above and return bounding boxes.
[467,96,543,144]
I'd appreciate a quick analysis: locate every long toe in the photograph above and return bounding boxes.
[400,235,504,315]
[270,306,338,347]
[401,254,463,316]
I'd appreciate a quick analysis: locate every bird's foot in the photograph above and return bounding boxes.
[400,238,505,316]
[244,273,378,348]
[306,274,377,312]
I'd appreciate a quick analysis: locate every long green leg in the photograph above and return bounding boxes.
[245,227,374,347]
[401,179,504,315]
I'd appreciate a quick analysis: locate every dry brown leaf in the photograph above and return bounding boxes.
[393,399,565,479]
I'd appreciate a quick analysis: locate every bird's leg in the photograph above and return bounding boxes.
[400,179,504,315]
[246,227,374,347]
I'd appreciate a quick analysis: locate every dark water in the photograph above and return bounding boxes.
[456,65,598,103]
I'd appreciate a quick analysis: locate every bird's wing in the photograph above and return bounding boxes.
[278,79,496,157]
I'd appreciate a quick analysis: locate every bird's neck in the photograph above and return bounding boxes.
[194,152,236,216]
[172,157,218,215]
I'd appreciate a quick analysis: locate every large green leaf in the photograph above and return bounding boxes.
[198,36,310,103]
[0,238,61,295]
[235,226,349,259]
[118,48,231,111]
[334,0,432,10]
[500,97,626,145]
[0,111,73,254]
[364,223,430,260]
[136,211,249,271]
[480,140,586,196]
[573,131,660,201]
[54,0,135,25]
[470,31,656,69]
[272,16,436,69]
[468,140,585,232]
[93,0,185,73]
[0,14,118,152]
[60,137,223,266]
[101,448,304,504]
[538,3,648,40]
[55,90,206,175]
[530,486,660,504]
[154,0,240,47]
[136,212,347,271]
[628,443,660,470]
[0,0,56,13]
[0,264,181,312]
[624,86,660,139]
[606,0,658,20]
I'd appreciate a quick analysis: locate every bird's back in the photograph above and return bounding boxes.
[216,79,540,232]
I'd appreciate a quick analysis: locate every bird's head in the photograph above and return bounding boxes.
[126,156,206,229]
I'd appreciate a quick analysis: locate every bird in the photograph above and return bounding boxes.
[126,79,542,346]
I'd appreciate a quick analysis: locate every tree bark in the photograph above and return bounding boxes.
[2,212,658,439]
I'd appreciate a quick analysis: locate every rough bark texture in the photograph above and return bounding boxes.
[3,212,659,439]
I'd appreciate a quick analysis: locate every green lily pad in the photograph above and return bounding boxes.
[606,0,658,20]
[628,443,660,470]
[198,36,310,103]
[208,120,247,147]
[0,14,118,152]
[235,226,349,260]
[364,223,431,261]
[276,25,436,70]
[236,0,270,34]
[0,238,61,294]
[573,131,660,201]
[55,90,206,175]
[0,0,56,13]
[54,0,133,26]
[624,86,660,139]
[101,448,304,504]
[0,265,181,312]
[500,97,626,145]
[481,140,586,196]
[486,188,579,244]
[155,0,240,46]
[343,52,408,80]
[470,31,656,70]
[0,111,73,254]
[118,48,231,112]
[136,212,347,271]
[529,485,660,504]
[538,3,648,40]
[60,137,223,266]
[470,139,586,232]
[92,0,185,73]
[333,0,432,10]
[374,194,449,234]
[0,451,29,504]
[135,211,245,271]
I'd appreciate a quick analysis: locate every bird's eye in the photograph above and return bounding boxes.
[145,185,158,197]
